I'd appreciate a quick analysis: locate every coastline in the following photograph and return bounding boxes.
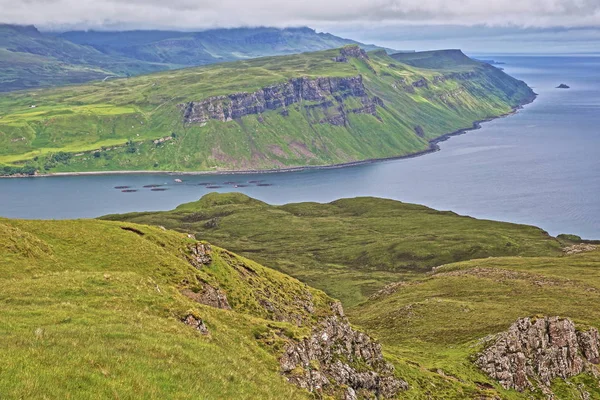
[1,96,536,179]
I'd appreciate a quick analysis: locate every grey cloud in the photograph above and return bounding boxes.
[2,0,600,30]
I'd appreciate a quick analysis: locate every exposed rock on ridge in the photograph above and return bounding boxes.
[187,242,212,268]
[477,317,600,393]
[182,314,209,335]
[280,302,408,399]
[563,243,597,255]
[182,283,231,310]
[180,75,383,127]
[178,241,408,398]
[333,46,370,62]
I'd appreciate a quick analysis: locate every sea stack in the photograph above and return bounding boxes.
[557,83,570,89]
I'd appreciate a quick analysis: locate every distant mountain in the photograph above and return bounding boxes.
[57,27,393,65]
[0,24,395,92]
[0,24,169,92]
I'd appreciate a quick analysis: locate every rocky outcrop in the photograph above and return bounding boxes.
[182,283,231,310]
[187,242,212,268]
[180,75,382,127]
[476,317,600,393]
[412,78,428,88]
[334,46,370,63]
[414,125,425,138]
[280,303,408,399]
[182,314,209,335]
[564,243,597,255]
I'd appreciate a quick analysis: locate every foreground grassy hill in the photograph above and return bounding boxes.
[104,193,562,306]
[0,218,309,398]
[0,45,534,175]
[3,197,599,399]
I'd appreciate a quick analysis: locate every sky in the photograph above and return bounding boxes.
[2,0,600,53]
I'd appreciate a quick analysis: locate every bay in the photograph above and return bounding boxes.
[1,55,598,238]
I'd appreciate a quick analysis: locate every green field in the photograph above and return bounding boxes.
[0,46,534,175]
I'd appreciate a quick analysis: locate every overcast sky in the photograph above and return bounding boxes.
[2,0,600,53]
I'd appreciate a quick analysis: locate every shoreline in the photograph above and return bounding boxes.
[1,96,536,179]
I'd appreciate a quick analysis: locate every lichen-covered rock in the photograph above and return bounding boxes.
[182,283,231,310]
[476,317,600,392]
[187,242,212,268]
[182,314,209,335]
[280,303,408,398]
[563,243,597,255]
[180,75,382,126]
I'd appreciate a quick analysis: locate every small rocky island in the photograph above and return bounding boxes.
[556,83,570,89]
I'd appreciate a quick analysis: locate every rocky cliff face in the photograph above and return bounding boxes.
[477,317,600,394]
[180,75,383,127]
[280,302,408,399]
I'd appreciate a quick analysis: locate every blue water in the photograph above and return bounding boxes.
[1,55,598,238]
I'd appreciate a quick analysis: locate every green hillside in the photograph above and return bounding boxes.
[0,46,534,176]
[104,193,600,399]
[0,217,411,399]
[3,195,599,399]
[104,193,562,306]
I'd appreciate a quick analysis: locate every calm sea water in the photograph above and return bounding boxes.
[1,55,598,238]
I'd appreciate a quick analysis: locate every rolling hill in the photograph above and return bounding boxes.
[0,24,170,92]
[350,248,600,399]
[104,192,600,399]
[0,46,534,175]
[3,193,595,398]
[58,26,393,66]
[104,193,563,306]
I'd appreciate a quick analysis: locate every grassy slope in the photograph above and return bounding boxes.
[350,249,600,399]
[103,193,562,307]
[0,217,345,399]
[0,47,534,173]
[103,193,600,398]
